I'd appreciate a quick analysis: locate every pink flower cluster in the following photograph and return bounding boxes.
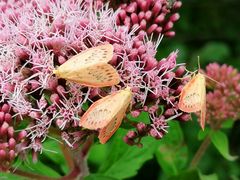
[115,0,182,37]
[0,0,187,169]
[204,63,240,128]
[0,103,27,171]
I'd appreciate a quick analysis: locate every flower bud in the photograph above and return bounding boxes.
[127,130,137,139]
[1,104,10,113]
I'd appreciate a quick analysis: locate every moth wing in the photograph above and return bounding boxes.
[56,44,113,71]
[62,62,120,87]
[98,106,127,144]
[79,93,120,130]
[80,88,132,130]
[53,44,117,87]
[178,73,205,112]
[200,75,206,130]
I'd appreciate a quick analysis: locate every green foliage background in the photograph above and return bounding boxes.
[1,0,240,179]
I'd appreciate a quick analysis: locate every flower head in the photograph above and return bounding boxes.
[204,63,240,128]
[0,0,189,167]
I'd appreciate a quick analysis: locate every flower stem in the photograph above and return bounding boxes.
[11,168,56,180]
[60,143,74,171]
[189,135,211,168]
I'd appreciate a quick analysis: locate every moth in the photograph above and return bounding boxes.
[178,72,206,130]
[53,44,120,87]
[79,87,132,144]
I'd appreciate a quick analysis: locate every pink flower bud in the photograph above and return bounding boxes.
[127,130,137,139]
[152,2,162,16]
[138,1,148,11]
[130,13,138,24]
[156,27,162,33]
[4,113,12,124]
[178,113,191,122]
[9,150,15,161]
[58,56,66,64]
[0,112,5,123]
[29,111,41,119]
[47,77,58,91]
[163,72,175,79]
[165,31,175,37]
[126,2,137,13]
[56,119,64,128]
[119,10,126,21]
[170,13,180,22]
[145,10,152,21]
[139,19,147,30]
[7,127,14,138]
[0,122,9,135]
[173,1,182,9]
[144,57,158,70]
[18,130,27,141]
[123,136,135,146]
[138,11,145,21]
[147,24,158,34]
[155,13,165,23]
[133,39,143,48]
[131,110,141,117]
[175,66,185,77]
[164,108,175,117]
[138,45,146,55]
[175,85,184,95]
[164,21,174,31]
[8,138,16,150]
[50,93,60,104]
[1,104,10,113]
[137,122,147,135]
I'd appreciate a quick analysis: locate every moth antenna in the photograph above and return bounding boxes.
[204,74,223,87]
[197,56,201,71]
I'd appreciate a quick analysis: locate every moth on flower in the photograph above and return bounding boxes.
[79,87,132,144]
[178,72,206,130]
[178,59,206,130]
[53,44,120,87]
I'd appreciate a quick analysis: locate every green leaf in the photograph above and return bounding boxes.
[168,169,200,180]
[199,172,218,180]
[210,130,238,161]
[42,138,69,174]
[155,121,188,176]
[168,169,218,180]
[16,160,61,178]
[88,143,109,170]
[84,174,119,180]
[0,172,26,180]
[195,42,230,63]
[127,111,150,124]
[96,128,159,179]
[221,119,234,129]
[198,127,210,141]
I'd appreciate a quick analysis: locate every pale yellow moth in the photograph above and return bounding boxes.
[178,59,206,130]
[79,87,132,144]
[53,44,120,87]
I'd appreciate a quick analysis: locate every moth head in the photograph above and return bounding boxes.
[53,68,60,77]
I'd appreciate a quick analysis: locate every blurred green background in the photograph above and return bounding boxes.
[159,0,240,70]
